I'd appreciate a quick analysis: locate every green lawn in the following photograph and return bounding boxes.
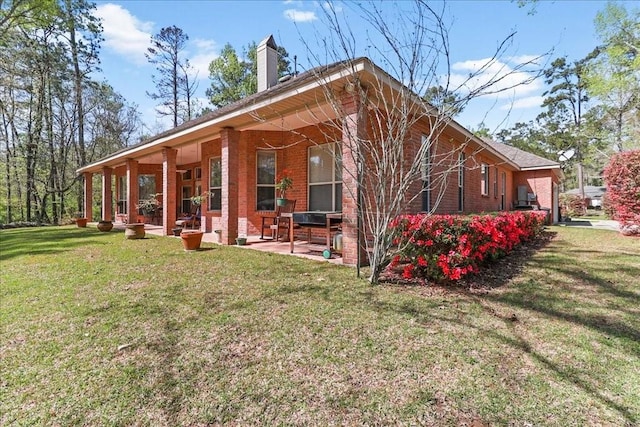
[1,225,638,426]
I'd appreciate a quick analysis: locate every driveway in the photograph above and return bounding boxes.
[559,219,619,231]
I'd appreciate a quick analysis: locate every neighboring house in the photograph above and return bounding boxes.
[565,186,606,208]
[77,35,562,266]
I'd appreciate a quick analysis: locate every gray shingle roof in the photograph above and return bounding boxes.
[482,139,560,169]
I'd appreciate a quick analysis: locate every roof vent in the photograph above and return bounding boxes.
[278,74,292,83]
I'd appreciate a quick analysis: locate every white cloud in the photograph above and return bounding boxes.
[501,95,544,110]
[283,9,317,22]
[449,57,543,100]
[94,4,153,64]
[186,38,218,80]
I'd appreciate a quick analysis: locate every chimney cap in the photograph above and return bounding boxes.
[258,34,277,50]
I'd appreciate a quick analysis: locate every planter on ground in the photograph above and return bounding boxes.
[124,223,145,239]
[172,227,183,236]
[180,230,204,251]
[75,218,88,228]
[97,220,113,232]
[236,237,247,246]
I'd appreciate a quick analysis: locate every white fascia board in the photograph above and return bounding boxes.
[77,60,369,175]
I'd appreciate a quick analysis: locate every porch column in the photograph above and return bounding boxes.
[197,142,208,232]
[126,159,139,224]
[83,172,93,221]
[101,167,113,221]
[221,127,240,244]
[162,147,178,235]
[341,87,368,266]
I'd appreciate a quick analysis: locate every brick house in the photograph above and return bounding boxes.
[77,35,561,266]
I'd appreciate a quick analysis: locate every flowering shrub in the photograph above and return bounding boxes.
[603,150,640,236]
[389,211,547,282]
[559,193,586,218]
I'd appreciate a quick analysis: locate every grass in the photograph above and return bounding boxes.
[1,225,638,426]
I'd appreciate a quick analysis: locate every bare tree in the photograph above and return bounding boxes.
[146,25,192,128]
[298,1,546,283]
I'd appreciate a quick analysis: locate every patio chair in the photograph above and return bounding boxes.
[260,199,296,241]
[175,205,201,230]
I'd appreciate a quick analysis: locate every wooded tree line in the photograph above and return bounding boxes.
[1,0,637,225]
[0,0,140,224]
[493,3,640,193]
[0,0,292,225]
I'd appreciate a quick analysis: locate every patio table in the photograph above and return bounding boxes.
[283,211,342,256]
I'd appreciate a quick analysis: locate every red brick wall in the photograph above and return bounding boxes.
[513,170,556,210]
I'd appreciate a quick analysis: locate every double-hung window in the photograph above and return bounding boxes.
[458,152,465,212]
[209,157,222,210]
[308,142,342,211]
[481,163,489,196]
[138,174,156,214]
[181,185,192,214]
[256,151,276,211]
[421,135,432,212]
[118,176,127,214]
[500,172,506,210]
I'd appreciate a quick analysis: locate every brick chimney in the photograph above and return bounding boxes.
[257,35,278,92]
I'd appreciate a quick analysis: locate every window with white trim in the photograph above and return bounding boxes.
[257,151,276,211]
[308,142,342,211]
[209,157,222,210]
[493,167,498,199]
[500,171,506,210]
[458,152,465,212]
[138,174,156,215]
[481,163,489,196]
[421,135,432,211]
[118,176,127,214]
[181,185,192,214]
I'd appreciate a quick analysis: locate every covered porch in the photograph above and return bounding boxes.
[76,60,374,266]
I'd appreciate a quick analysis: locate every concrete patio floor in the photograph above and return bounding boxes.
[107,222,344,264]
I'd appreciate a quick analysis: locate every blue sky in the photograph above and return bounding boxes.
[92,0,609,135]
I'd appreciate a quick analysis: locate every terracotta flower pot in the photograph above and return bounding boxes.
[75,218,88,228]
[180,230,204,251]
[97,220,113,232]
[124,223,145,239]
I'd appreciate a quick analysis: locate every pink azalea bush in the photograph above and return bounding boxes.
[389,211,547,282]
[603,150,640,236]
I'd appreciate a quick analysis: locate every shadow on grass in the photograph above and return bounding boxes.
[373,229,639,424]
[0,226,116,262]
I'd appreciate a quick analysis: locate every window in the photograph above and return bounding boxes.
[181,186,192,214]
[209,157,222,210]
[481,163,489,196]
[493,167,498,199]
[194,167,202,180]
[458,152,465,212]
[118,176,127,214]
[500,171,506,210]
[421,135,432,212]
[138,174,156,215]
[182,169,192,180]
[308,142,342,211]
[256,151,276,211]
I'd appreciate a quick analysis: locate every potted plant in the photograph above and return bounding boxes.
[180,229,204,251]
[275,169,293,206]
[97,220,113,232]
[74,213,88,228]
[136,193,161,223]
